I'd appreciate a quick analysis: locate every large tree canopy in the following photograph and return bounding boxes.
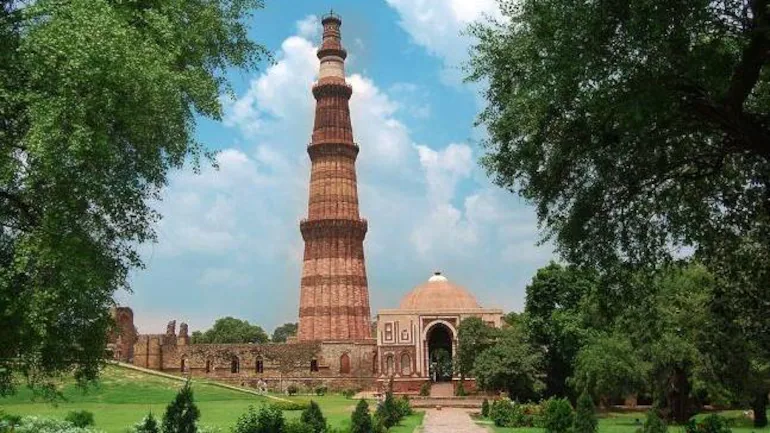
[468,0,770,347]
[191,317,269,345]
[271,323,298,343]
[0,0,268,394]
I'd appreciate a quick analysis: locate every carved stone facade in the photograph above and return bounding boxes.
[297,13,372,341]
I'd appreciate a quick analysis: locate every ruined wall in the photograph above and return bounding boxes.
[108,307,137,362]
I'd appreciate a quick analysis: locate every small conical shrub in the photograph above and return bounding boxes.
[642,411,667,433]
[300,400,327,433]
[351,399,372,433]
[162,381,200,433]
[573,392,597,433]
[136,412,160,433]
[375,392,401,429]
[481,399,490,418]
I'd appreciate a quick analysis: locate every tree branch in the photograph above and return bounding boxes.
[0,190,38,226]
[725,0,770,110]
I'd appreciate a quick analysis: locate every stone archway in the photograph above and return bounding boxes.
[426,323,454,382]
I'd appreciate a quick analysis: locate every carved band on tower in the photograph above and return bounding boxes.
[297,12,372,341]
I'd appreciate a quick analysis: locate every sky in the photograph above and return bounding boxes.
[119,0,556,335]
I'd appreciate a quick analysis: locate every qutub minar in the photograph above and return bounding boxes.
[110,12,503,394]
[298,12,372,341]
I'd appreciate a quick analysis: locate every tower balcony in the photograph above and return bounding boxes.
[299,218,368,241]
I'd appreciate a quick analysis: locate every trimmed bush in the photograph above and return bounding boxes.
[300,401,327,433]
[481,399,490,418]
[287,384,299,396]
[314,386,328,396]
[543,397,574,433]
[65,410,94,428]
[233,406,260,433]
[284,420,314,433]
[419,382,431,396]
[341,388,357,399]
[162,381,200,433]
[7,416,104,433]
[351,400,373,433]
[573,392,597,433]
[271,401,310,411]
[642,411,668,433]
[685,415,732,433]
[396,395,413,419]
[375,392,402,429]
[131,413,160,433]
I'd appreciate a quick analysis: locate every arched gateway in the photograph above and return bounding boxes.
[375,272,504,392]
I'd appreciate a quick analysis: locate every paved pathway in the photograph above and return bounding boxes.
[421,408,488,433]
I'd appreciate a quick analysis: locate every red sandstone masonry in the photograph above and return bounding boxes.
[297,15,372,341]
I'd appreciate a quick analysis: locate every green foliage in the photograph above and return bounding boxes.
[283,420,314,433]
[456,317,495,380]
[232,406,261,433]
[642,411,668,433]
[570,333,646,402]
[419,382,430,397]
[455,381,467,396]
[190,317,268,344]
[573,392,598,433]
[162,382,200,433]
[542,398,574,433]
[300,401,326,433]
[271,323,298,343]
[286,385,299,396]
[395,395,413,419]
[131,413,160,433]
[314,386,327,397]
[350,400,372,433]
[685,415,732,433]
[375,392,403,429]
[341,389,357,399]
[473,325,544,400]
[2,416,104,433]
[0,0,269,395]
[256,406,285,433]
[481,399,490,418]
[269,401,308,411]
[65,411,95,428]
[490,399,522,427]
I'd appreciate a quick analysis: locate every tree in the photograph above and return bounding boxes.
[136,413,160,433]
[0,0,268,394]
[523,263,597,398]
[456,317,495,383]
[162,381,200,433]
[468,0,770,358]
[573,391,598,433]
[570,333,647,405]
[272,323,298,343]
[350,399,373,433]
[300,401,326,433]
[375,392,403,429]
[191,317,268,344]
[473,325,544,401]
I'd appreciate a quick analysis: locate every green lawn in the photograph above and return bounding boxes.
[0,366,423,432]
[478,410,770,433]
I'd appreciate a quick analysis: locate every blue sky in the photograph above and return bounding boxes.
[119,0,555,335]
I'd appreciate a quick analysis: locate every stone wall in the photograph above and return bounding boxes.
[108,307,137,362]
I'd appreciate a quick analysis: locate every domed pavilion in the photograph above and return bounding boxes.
[375,272,503,392]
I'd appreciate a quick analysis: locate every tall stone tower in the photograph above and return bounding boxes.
[297,12,372,341]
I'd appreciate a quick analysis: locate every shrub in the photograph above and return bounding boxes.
[131,413,160,433]
[162,381,200,433]
[685,415,732,433]
[300,401,326,433]
[314,386,328,396]
[65,411,95,428]
[543,397,574,433]
[341,388,357,399]
[573,392,597,433]
[396,395,413,419]
[350,400,373,433]
[284,420,314,433]
[419,382,430,396]
[287,384,299,396]
[257,406,285,433]
[455,382,467,396]
[481,399,490,418]
[642,411,668,433]
[375,392,403,429]
[270,401,309,411]
[489,398,527,427]
[233,406,260,433]
[10,416,104,433]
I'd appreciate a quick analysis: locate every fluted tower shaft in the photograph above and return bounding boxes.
[297,13,371,341]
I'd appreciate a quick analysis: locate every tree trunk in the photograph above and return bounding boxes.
[753,391,768,428]
[667,366,693,424]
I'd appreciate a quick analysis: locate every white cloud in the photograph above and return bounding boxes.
[296,15,320,40]
[385,0,503,85]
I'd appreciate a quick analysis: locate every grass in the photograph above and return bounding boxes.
[0,365,424,433]
[477,410,770,433]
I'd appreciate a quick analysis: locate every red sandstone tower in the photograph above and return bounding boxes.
[297,13,372,341]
